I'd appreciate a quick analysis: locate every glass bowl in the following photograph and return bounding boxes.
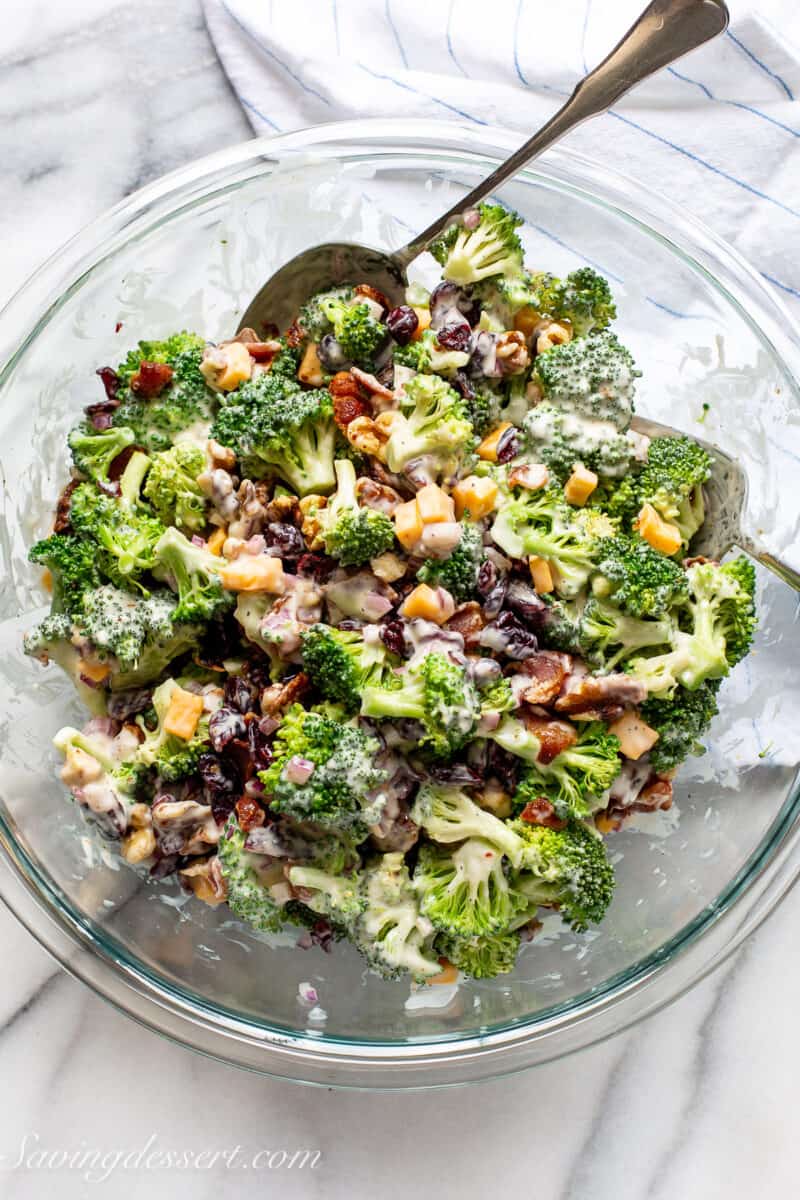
[0,119,798,1090]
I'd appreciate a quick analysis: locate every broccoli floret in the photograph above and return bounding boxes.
[410,785,525,865]
[298,286,353,340]
[428,202,524,286]
[579,597,675,672]
[360,653,481,758]
[112,335,215,453]
[640,681,720,772]
[479,676,516,719]
[417,521,485,602]
[490,487,597,598]
[118,450,152,507]
[286,864,366,925]
[218,817,286,933]
[81,585,199,687]
[553,268,617,337]
[393,339,431,371]
[321,459,395,566]
[355,852,441,982]
[268,342,302,381]
[210,371,336,496]
[142,443,207,533]
[28,532,103,619]
[300,623,398,713]
[525,405,635,481]
[509,818,615,932]
[588,475,643,531]
[69,482,165,593]
[152,526,232,623]
[436,930,521,978]
[591,535,689,619]
[636,435,713,549]
[259,704,387,830]
[535,331,639,426]
[320,296,386,366]
[539,596,584,655]
[384,372,474,483]
[461,383,501,437]
[136,678,210,782]
[413,839,522,937]
[492,719,622,819]
[52,725,146,834]
[67,424,136,485]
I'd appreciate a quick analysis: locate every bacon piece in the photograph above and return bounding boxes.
[555,672,647,718]
[330,371,371,429]
[517,651,571,705]
[634,778,673,811]
[444,602,485,648]
[521,714,578,764]
[519,798,567,830]
[260,671,310,716]
[130,360,174,398]
[53,479,80,534]
[355,283,390,312]
[235,795,266,832]
[350,366,394,404]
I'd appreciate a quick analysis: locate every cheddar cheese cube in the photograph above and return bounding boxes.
[452,475,499,520]
[477,422,512,463]
[608,712,660,760]
[529,556,554,594]
[399,583,455,624]
[394,498,424,550]
[163,687,205,741]
[415,483,455,524]
[635,503,683,556]
[564,464,598,506]
[218,554,286,594]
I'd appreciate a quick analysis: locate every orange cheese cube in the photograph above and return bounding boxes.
[217,341,253,391]
[163,687,205,741]
[206,527,227,556]
[298,342,325,387]
[529,556,554,594]
[411,307,431,341]
[77,659,111,684]
[415,483,455,524]
[635,503,683,556]
[564,464,598,506]
[399,583,455,624]
[394,499,424,550]
[608,711,660,760]
[218,554,286,594]
[477,422,512,462]
[429,958,459,985]
[452,476,499,520]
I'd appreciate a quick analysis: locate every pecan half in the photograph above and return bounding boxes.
[495,331,530,375]
[355,476,402,515]
[260,672,310,716]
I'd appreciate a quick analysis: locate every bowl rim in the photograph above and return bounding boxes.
[1,117,798,1088]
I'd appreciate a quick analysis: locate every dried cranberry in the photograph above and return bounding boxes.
[386,306,419,346]
[106,687,153,720]
[451,370,476,401]
[196,612,245,665]
[85,406,115,430]
[481,611,538,660]
[520,798,567,831]
[264,522,304,562]
[427,763,482,786]
[487,742,521,793]
[505,580,549,627]
[296,552,337,583]
[248,718,273,772]
[208,707,247,752]
[495,425,521,464]
[318,334,349,372]
[224,675,259,715]
[430,282,480,328]
[96,366,120,401]
[476,559,507,619]
[198,753,241,824]
[379,619,408,658]
[436,322,472,353]
[150,853,179,879]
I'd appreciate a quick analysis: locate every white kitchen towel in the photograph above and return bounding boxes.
[204,0,800,316]
[203,0,800,768]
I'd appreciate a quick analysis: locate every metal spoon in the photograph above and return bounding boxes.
[239,0,730,332]
[631,417,800,589]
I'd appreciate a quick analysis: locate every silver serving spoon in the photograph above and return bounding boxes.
[240,0,730,332]
[632,417,800,589]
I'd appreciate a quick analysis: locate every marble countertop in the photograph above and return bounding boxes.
[1,2,798,1197]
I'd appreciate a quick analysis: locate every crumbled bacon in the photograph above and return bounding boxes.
[517,651,571,705]
[130,360,174,398]
[520,714,578,765]
[555,672,647,719]
[235,795,266,832]
[350,367,394,404]
[284,320,304,348]
[519,798,567,830]
[53,479,80,534]
[355,282,390,313]
[444,602,485,648]
[260,671,310,716]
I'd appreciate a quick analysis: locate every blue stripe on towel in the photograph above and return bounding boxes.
[356,62,488,124]
[725,29,794,100]
[386,0,410,68]
[220,0,331,105]
[239,95,282,131]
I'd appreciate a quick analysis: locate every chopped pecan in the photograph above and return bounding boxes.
[260,671,310,716]
[355,283,390,312]
[635,778,673,811]
[355,476,402,515]
[263,491,301,527]
[235,795,266,832]
[130,361,173,398]
[517,651,571,705]
[508,463,549,492]
[520,713,578,764]
[444,602,485,648]
[351,366,395,406]
[53,479,80,534]
[207,438,236,470]
[179,856,228,906]
[298,494,327,550]
[285,320,304,348]
[519,798,567,830]
[345,415,389,459]
[495,331,530,375]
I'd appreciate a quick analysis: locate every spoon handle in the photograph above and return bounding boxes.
[738,534,800,593]
[394,0,729,269]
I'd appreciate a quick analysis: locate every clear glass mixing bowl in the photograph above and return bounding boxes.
[0,119,798,1089]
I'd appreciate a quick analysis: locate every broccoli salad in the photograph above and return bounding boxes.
[25,201,757,984]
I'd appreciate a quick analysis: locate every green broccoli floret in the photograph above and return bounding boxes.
[218,817,286,933]
[414,839,523,937]
[321,458,396,566]
[28,532,103,619]
[436,930,521,978]
[428,202,524,286]
[298,286,353,340]
[136,677,210,781]
[417,521,484,602]
[636,435,713,550]
[210,371,336,496]
[491,719,621,819]
[259,704,387,830]
[152,526,232,623]
[640,681,720,772]
[69,482,165,593]
[553,268,617,337]
[509,818,615,932]
[112,334,215,453]
[269,343,302,381]
[392,339,432,371]
[355,852,441,982]
[628,557,756,697]
[360,653,481,758]
[142,443,207,533]
[410,785,525,866]
[491,487,598,598]
[67,424,136,485]
[579,597,675,672]
[587,475,642,530]
[479,677,516,719]
[81,585,199,687]
[320,296,386,366]
[300,623,399,713]
[287,865,366,924]
[591,535,689,619]
[384,372,474,483]
[461,384,501,437]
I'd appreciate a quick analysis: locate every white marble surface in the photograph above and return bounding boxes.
[1,2,798,1197]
